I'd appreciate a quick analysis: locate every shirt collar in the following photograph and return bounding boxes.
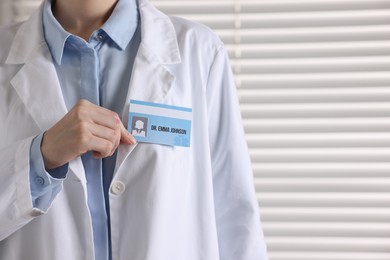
[42,0,138,65]
[101,0,139,50]
[42,0,69,65]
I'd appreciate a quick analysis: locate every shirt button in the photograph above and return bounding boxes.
[35,176,45,186]
[96,34,104,41]
[111,181,126,195]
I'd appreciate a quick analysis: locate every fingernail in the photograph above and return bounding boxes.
[128,133,137,144]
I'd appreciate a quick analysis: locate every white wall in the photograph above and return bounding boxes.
[0,0,13,27]
[0,0,42,26]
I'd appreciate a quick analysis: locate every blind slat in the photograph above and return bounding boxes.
[253,163,390,178]
[261,207,390,221]
[263,222,390,237]
[255,178,390,192]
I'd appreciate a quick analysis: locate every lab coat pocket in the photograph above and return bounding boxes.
[118,142,192,195]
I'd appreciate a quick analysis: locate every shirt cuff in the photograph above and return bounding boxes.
[29,133,69,210]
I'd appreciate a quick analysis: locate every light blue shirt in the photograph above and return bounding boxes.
[29,0,140,259]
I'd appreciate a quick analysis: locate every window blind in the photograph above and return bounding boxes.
[5,0,390,259]
[151,1,390,260]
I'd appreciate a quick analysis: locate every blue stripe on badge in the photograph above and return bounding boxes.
[130,99,192,113]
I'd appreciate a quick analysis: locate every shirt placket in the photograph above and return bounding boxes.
[79,36,110,260]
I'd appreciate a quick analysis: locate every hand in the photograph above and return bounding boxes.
[41,99,136,170]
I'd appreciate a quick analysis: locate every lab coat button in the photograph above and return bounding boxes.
[34,176,45,186]
[111,181,125,195]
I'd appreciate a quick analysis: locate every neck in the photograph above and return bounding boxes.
[52,0,117,41]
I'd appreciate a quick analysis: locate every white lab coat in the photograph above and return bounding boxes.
[0,0,268,259]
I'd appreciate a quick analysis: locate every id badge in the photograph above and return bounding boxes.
[128,100,192,147]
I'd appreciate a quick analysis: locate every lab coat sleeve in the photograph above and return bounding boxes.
[0,136,61,241]
[206,45,269,260]
[0,135,67,241]
[29,133,66,209]
[0,137,40,241]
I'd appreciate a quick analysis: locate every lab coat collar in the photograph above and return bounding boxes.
[138,0,181,64]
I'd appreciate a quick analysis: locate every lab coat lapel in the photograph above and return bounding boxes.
[115,45,177,173]
[115,0,181,173]
[9,45,67,132]
[6,8,87,185]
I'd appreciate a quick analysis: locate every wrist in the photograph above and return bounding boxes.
[41,131,61,170]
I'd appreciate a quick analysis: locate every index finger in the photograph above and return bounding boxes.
[120,122,137,145]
